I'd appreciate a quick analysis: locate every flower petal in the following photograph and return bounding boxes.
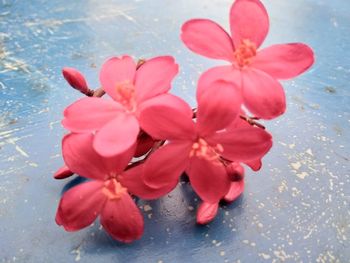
[119,164,178,200]
[197,80,242,136]
[197,66,240,100]
[62,97,122,133]
[104,143,137,175]
[100,192,144,243]
[230,0,269,48]
[245,159,262,171]
[196,202,219,225]
[186,158,231,203]
[135,56,179,103]
[54,165,74,180]
[209,125,272,163]
[253,43,315,79]
[223,180,244,203]
[181,19,234,61]
[63,133,107,180]
[226,113,252,129]
[56,180,105,231]
[63,133,135,180]
[143,142,192,188]
[139,94,196,141]
[242,68,286,119]
[100,56,136,101]
[94,113,139,157]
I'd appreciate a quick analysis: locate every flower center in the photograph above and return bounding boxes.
[189,138,224,164]
[115,81,136,112]
[102,178,127,200]
[233,39,257,68]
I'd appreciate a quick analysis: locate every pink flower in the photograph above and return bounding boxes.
[56,133,172,242]
[62,55,179,157]
[139,80,272,203]
[181,0,314,119]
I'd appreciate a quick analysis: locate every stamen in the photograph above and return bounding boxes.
[115,81,136,112]
[233,39,257,68]
[189,138,224,165]
[216,144,224,153]
[102,178,127,200]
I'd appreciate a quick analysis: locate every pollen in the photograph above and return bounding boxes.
[115,81,136,112]
[102,178,127,200]
[189,138,224,164]
[233,39,257,68]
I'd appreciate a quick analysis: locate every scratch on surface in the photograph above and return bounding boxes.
[49,120,60,130]
[303,227,314,239]
[7,138,29,157]
[116,9,139,25]
[0,80,7,90]
[290,161,301,171]
[0,112,17,128]
[25,17,88,27]
[0,129,25,139]
[71,244,83,262]
[24,6,137,28]
[273,249,293,261]
[26,161,38,167]
[258,253,271,260]
[50,154,61,159]
[278,180,288,193]
[296,171,309,180]
[0,44,31,74]
[0,164,28,176]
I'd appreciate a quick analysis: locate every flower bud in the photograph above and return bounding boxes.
[196,202,219,225]
[223,181,244,203]
[136,59,146,69]
[134,132,155,157]
[226,162,244,181]
[62,67,91,95]
[54,165,74,179]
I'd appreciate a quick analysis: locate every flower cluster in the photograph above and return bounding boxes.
[54,0,314,243]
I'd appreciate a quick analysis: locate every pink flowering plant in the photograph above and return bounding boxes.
[54,0,314,242]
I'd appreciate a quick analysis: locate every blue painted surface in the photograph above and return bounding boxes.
[0,0,349,262]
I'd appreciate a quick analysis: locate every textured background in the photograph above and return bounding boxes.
[0,0,349,262]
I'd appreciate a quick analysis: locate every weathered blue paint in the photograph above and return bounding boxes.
[0,0,349,262]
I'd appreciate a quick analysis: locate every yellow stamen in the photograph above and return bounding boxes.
[102,178,127,200]
[189,138,224,165]
[115,81,136,112]
[233,39,257,68]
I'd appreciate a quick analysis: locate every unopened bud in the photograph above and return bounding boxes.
[226,162,244,181]
[196,202,219,225]
[54,165,74,179]
[62,67,92,95]
[134,132,155,157]
[136,59,146,69]
[223,181,244,203]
